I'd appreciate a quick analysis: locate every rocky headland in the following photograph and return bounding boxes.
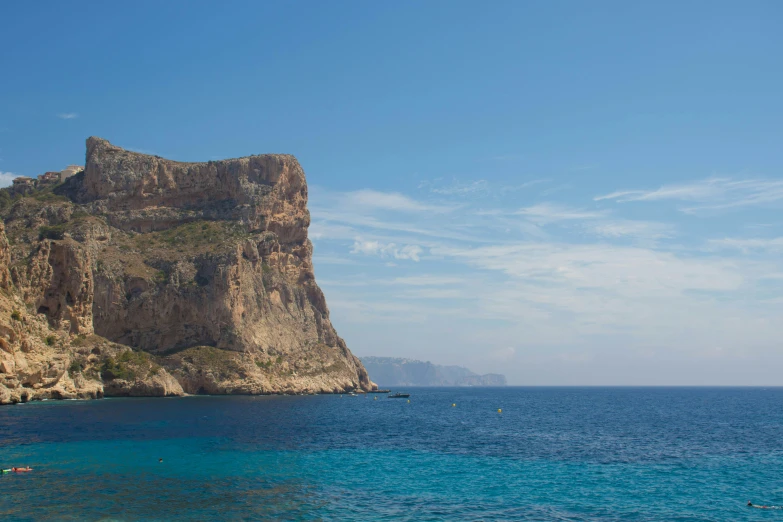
[0,137,375,404]
[360,356,507,387]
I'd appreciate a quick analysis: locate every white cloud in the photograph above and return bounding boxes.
[595,177,783,213]
[708,237,783,253]
[350,240,423,261]
[430,180,488,196]
[392,275,464,286]
[433,242,748,297]
[0,171,17,188]
[395,245,423,261]
[344,189,452,213]
[587,219,675,239]
[57,112,79,120]
[516,203,607,224]
[394,288,465,299]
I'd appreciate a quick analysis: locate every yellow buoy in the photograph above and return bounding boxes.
[407,400,410,403]
[498,408,502,413]
[452,403,456,407]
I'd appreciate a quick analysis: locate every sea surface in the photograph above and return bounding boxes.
[1,387,782,521]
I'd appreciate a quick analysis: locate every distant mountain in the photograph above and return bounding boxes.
[360,357,507,387]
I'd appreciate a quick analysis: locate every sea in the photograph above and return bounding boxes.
[1,387,782,521]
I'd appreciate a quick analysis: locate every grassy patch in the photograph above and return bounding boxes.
[172,346,245,378]
[32,191,68,203]
[130,221,251,257]
[100,350,161,381]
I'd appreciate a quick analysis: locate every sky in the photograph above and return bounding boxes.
[2,1,783,384]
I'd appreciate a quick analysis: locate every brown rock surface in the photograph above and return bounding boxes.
[0,137,374,405]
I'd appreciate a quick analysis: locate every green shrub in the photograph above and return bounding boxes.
[32,190,67,203]
[38,225,66,240]
[100,350,160,381]
[45,335,56,346]
[0,190,10,210]
[68,359,84,376]
[10,310,21,321]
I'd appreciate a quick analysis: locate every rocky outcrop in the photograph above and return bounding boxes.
[0,222,9,290]
[0,137,374,404]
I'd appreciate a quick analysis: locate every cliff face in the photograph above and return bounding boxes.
[0,138,374,404]
[360,356,507,387]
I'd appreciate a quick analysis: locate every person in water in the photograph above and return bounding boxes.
[748,501,778,509]
[11,467,32,472]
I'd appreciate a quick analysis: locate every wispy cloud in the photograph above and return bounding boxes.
[57,112,79,120]
[516,203,607,224]
[392,275,464,286]
[344,189,453,213]
[708,237,783,253]
[501,179,548,193]
[430,180,488,196]
[595,177,783,213]
[587,219,675,239]
[420,178,547,199]
[351,240,423,261]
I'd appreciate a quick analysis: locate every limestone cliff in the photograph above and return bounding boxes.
[0,138,374,404]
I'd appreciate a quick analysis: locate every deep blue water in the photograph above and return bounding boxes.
[1,387,782,521]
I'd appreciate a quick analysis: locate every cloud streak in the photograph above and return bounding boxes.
[515,203,607,224]
[57,113,79,120]
[596,177,783,213]
[708,237,783,253]
[351,240,423,261]
[344,189,453,213]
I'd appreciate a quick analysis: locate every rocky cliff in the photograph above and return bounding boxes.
[0,137,374,404]
[360,356,507,387]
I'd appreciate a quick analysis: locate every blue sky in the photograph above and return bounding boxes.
[2,1,783,384]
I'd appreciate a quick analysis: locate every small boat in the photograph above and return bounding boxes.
[388,392,410,399]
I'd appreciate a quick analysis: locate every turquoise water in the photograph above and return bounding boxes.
[1,388,782,520]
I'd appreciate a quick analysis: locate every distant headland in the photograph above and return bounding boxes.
[360,356,506,387]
